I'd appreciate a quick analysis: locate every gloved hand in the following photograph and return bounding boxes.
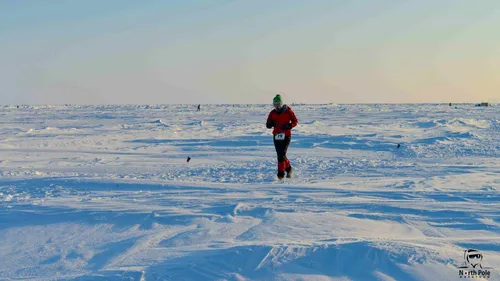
[281,123,292,130]
[266,120,276,129]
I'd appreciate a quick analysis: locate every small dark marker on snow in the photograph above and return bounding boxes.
[187,157,191,162]
[397,144,401,149]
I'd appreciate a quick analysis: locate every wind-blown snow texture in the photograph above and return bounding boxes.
[0,104,499,281]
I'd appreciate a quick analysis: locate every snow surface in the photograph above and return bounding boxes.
[0,103,499,281]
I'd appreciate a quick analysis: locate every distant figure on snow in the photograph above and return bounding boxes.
[197,105,201,111]
[266,94,298,180]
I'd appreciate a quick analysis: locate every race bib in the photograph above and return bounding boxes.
[274,133,285,140]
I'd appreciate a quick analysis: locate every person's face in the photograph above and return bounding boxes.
[274,102,282,110]
[468,253,482,266]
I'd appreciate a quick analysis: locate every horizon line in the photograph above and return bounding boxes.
[2,102,496,107]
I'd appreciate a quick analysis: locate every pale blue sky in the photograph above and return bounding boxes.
[1,0,499,104]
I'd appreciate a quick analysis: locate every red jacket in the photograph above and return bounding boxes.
[266,105,298,136]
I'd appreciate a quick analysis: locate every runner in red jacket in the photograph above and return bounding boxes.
[266,94,298,179]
